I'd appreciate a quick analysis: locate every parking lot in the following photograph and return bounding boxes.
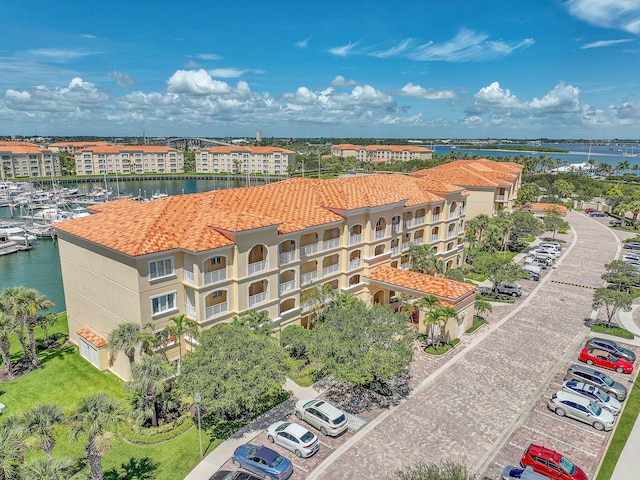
[480,340,640,479]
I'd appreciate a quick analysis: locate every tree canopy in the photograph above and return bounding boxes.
[602,260,640,292]
[473,252,528,291]
[592,288,633,325]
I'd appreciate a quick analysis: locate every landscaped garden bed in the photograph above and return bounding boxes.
[591,323,634,339]
[465,316,486,334]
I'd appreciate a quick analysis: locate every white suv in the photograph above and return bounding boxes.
[294,399,348,436]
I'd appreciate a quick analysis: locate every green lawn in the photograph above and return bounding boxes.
[0,314,209,480]
[596,380,640,480]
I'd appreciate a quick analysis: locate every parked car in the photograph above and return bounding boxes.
[532,250,557,261]
[586,337,636,363]
[623,241,640,250]
[540,242,561,252]
[541,241,562,250]
[548,390,615,431]
[525,269,541,281]
[266,421,319,458]
[496,283,522,297]
[584,208,597,214]
[524,256,548,269]
[210,471,262,480]
[610,219,622,226]
[232,444,293,480]
[294,398,348,436]
[502,465,551,480]
[564,364,628,401]
[520,444,588,480]
[578,347,633,373]
[562,381,622,415]
[590,211,606,217]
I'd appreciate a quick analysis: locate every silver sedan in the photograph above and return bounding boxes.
[266,421,319,458]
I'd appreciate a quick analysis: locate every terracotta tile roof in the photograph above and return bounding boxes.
[0,142,51,154]
[367,265,476,304]
[76,145,179,154]
[201,146,294,154]
[49,141,110,147]
[363,145,432,153]
[412,159,523,188]
[332,144,360,150]
[54,174,462,256]
[526,203,568,216]
[77,328,107,348]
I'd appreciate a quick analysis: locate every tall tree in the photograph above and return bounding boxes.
[408,244,445,275]
[164,314,199,364]
[0,312,18,379]
[592,288,633,325]
[602,260,640,292]
[543,213,569,239]
[231,309,273,336]
[21,403,65,457]
[107,323,151,366]
[68,392,125,480]
[126,355,172,428]
[474,252,528,292]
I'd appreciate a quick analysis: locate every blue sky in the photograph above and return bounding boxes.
[1,0,640,139]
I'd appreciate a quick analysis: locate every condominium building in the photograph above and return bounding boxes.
[48,141,112,154]
[55,170,476,380]
[412,159,523,218]
[331,144,433,163]
[0,141,60,180]
[195,146,295,176]
[74,146,184,175]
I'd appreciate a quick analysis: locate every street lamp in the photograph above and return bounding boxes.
[194,393,203,458]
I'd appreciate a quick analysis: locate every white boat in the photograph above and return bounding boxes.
[31,207,73,223]
[0,224,37,243]
[71,206,91,218]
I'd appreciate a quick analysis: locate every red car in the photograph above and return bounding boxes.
[520,444,587,480]
[584,208,596,214]
[579,348,633,374]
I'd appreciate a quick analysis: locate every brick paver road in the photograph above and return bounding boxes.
[308,211,622,480]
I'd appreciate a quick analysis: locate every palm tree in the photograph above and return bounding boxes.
[21,456,75,480]
[474,297,493,320]
[423,306,445,345]
[0,312,18,379]
[21,404,65,457]
[408,244,445,275]
[165,314,199,364]
[0,422,25,480]
[301,284,334,328]
[107,323,150,366]
[68,392,125,480]
[126,355,172,428]
[438,306,459,346]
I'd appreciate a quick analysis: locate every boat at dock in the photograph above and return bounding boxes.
[0,235,32,256]
[0,223,37,244]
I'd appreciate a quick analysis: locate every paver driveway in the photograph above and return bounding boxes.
[308,211,621,480]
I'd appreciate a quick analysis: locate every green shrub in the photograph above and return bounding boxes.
[425,338,460,355]
[119,414,192,445]
[591,324,635,339]
[465,317,486,334]
[477,293,515,304]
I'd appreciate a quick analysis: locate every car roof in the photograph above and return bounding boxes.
[527,444,563,463]
[282,422,311,437]
[554,390,592,407]
[254,446,280,464]
[564,380,596,393]
[589,337,618,347]
[313,400,344,417]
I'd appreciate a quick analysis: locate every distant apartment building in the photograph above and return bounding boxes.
[48,141,112,154]
[195,146,295,175]
[412,159,523,218]
[0,141,60,180]
[55,170,475,380]
[331,144,433,163]
[74,146,184,175]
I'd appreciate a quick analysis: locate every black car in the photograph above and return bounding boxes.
[623,242,640,250]
[210,471,261,480]
[586,337,636,363]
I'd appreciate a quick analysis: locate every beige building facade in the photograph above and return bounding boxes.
[331,144,433,163]
[74,146,184,176]
[195,146,295,176]
[0,141,61,180]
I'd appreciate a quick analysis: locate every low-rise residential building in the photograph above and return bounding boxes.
[331,144,433,163]
[75,146,184,175]
[195,146,295,175]
[412,159,523,218]
[55,171,474,379]
[0,141,60,180]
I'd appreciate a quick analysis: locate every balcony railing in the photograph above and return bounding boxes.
[279,280,295,294]
[400,262,410,270]
[183,270,195,285]
[391,224,400,234]
[449,212,457,219]
[205,302,228,319]
[349,258,362,270]
[403,220,412,230]
[432,214,440,222]
[402,241,411,250]
[414,237,425,245]
[459,209,465,216]
[279,250,296,265]
[447,231,456,238]
[391,247,400,256]
[374,229,386,240]
[300,271,318,285]
[186,304,196,319]
[496,194,506,201]
[204,269,227,285]
[323,264,339,277]
[349,234,362,245]
[323,238,340,250]
[415,217,425,226]
[302,244,318,256]
[248,260,267,275]
[249,291,268,307]
[431,234,439,242]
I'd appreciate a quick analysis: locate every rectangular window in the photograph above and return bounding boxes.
[151,292,177,316]
[149,257,174,280]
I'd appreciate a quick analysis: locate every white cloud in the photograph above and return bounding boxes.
[166,69,233,95]
[566,0,640,34]
[183,60,198,68]
[580,38,634,49]
[396,83,456,100]
[474,82,521,109]
[5,77,108,112]
[328,41,359,57]
[193,53,222,61]
[295,37,310,48]
[80,34,97,39]
[372,39,415,58]
[28,48,98,62]
[330,75,358,88]
[108,71,135,87]
[528,82,581,113]
[208,68,247,78]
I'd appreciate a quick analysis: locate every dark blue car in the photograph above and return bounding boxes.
[232,444,293,480]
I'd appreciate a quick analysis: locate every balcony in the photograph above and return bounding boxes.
[323,238,340,250]
[402,241,411,250]
[403,220,412,230]
[414,237,425,245]
[302,244,318,256]
[205,302,228,319]
[415,217,425,226]
[496,194,506,201]
[391,247,399,256]
[248,260,267,275]
[374,229,386,240]
[183,270,195,285]
[279,280,296,295]
[186,304,196,319]
[432,214,440,222]
[449,212,458,220]
[349,258,362,270]
[431,234,439,243]
[279,251,296,265]
[400,262,410,270]
[322,264,339,277]
[459,208,466,216]
[300,271,318,285]
[447,231,456,238]
[349,234,362,245]
[249,292,269,307]
[391,224,400,234]
[204,269,227,285]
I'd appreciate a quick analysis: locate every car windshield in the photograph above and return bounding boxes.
[303,400,317,409]
[558,456,577,475]
[601,374,614,386]
[587,402,602,416]
[332,414,346,425]
[593,388,609,402]
[300,431,315,443]
[273,455,284,467]
[608,353,619,362]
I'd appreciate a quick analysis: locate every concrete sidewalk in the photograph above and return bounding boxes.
[184,378,324,480]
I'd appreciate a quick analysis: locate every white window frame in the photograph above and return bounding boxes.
[151,291,177,316]
[149,257,175,280]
